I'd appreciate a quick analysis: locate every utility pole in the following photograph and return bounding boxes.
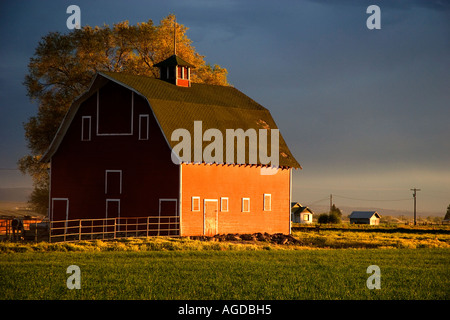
[410,188,421,226]
[330,194,332,214]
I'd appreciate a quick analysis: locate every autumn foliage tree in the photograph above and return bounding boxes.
[19,15,228,215]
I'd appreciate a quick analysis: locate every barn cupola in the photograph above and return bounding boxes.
[154,55,195,87]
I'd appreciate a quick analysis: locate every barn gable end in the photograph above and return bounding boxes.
[49,79,179,222]
[43,68,300,238]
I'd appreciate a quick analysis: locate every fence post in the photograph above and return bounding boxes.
[114,218,117,239]
[146,217,149,237]
[79,219,82,241]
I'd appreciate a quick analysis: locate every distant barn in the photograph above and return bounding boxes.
[349,211,381,225]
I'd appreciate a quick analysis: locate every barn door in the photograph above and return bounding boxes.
[204,200,218,236]
[159,199,178,236]
[106,199,120,232]
[51,198,69,221]
[51,198,69,236]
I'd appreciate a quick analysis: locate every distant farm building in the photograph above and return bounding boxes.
[41,54,301,238]
[349,211,381,225]
[291,202,314,224]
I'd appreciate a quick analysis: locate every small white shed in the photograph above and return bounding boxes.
[291,202,314,224]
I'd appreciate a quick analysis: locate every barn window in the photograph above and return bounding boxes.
[97,86,134,136]
[263,194,271,211]
[139,114,149,140]
[105,170,122,195]
[242,198,250,212]
[192,196,200,212]
[220,197,229,212]
[81,116,91,141]
[106,199,120,219]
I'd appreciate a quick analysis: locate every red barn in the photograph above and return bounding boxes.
[42,55,301,237]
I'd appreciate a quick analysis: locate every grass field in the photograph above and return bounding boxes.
[1,249,448,300]
[1,226,449,300]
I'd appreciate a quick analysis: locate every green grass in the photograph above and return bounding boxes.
[291,227,450,249]
[1,249,449,300]
[1,226,449,300]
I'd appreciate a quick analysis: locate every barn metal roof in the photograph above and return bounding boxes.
[153,55,195,68]
[349,211,381,219]
[42,72,301,169]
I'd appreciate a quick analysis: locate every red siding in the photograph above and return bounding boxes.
[50,80,292,237]
[50,81,179,221]
[176,78,190,87]
[181,163,291,236]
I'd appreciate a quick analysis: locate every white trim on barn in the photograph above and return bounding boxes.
[203,199,219,236]
[105,170,122,194]
[191,196,201,211]
[138,114,149,140]
[242,197,250,212]
[96,90,134,136]
[220,197,229,212]
[51,198,69,222]
[263,193,271,211]
[158,198,178,235]
[81,116,92,141]
[105,199,121,219]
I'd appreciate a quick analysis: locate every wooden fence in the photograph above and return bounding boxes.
[49,216,180,242]
[0,218,46,242]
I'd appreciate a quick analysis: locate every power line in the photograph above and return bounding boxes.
[305,196,330,206]
[333,194,411,202]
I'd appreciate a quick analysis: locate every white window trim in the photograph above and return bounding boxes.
[220,197,229,212]
[51,198,69,221]
[192,196,200,212]
[105,170,122,194]
[81,116,91,141]
[263,193,272,211]
[159,198,178,215]
[96,90,134,136]
[138,114,149,140]
[158,198,178,235]
[242,198,250,212]
[203,199,219,236]
[106,199,120,219]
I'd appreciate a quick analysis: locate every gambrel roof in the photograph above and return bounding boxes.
[42,72,301,169]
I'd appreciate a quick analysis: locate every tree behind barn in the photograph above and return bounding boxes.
[19,15,228,215]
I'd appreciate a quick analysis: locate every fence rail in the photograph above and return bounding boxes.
[0,218,46,242]
[49,216,180,242]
